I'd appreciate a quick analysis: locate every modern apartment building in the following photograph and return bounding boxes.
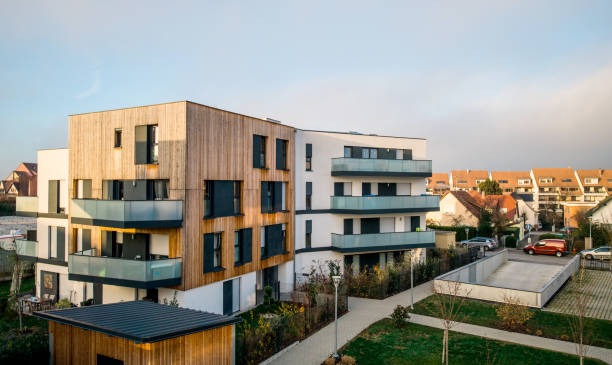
[490,171,533,194]
[293,130,438,276]
[575,169,612,202]
[19,101,295,316]
[450,170,489,191]
[425,173,450,195]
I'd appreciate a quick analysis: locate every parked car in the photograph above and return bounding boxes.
[581,246,611,260]
[523,239,568,257]
[460,237,498,251]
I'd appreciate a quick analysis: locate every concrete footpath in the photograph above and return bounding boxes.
[269,280,612,365]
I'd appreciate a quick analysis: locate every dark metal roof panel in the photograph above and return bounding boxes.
[34,300,241,343]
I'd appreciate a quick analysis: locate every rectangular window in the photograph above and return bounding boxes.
[135,124,158,164]
[361,147,377,159]
[344,219,353,235]
[334,182,344,196]
[458,180,468,184]
[377,148,396,160]
[539,178,553,184]
[261,224,284,258]
[305,220,312,249]
[76,179,92,199]
[260,182,286,213]
[402,149,412,160]
[344,146,351,158]
[234,231,242,264]
[146,180,169,200]
[362,183,371,196]
[203,232,222,273]
[48,180,61,214]
[234,228,252,265]
[305,143,312,171]
[253,135,267,168]
[276,138,288,170]
[234,181,241,214]
[203,181,213,218]
[204,180,241,218]
[306,182,312,210]
[114,129,122,148]
[518,179,530,185]
[561,179,572,183]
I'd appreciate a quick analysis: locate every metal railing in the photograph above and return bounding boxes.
[71,199,182,225]
[330,195,439,211]
[69,249,182,284]
[331,158,432,175]
[331,231,435,251]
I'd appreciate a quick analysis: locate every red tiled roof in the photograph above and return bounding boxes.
[490,171,532,189]
[451,170,489,189]
[531,168,579,188]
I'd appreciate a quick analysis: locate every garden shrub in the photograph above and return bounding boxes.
[505,236,517,248]
[390,305,411,328]
[263,285,274,304]
[55,298,71,309]
[0,326,48,363]
[496,296,533,331]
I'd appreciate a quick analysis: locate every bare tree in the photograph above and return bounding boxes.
[568,258,591,365]
[8,238,26,331]
[432,279,470,365]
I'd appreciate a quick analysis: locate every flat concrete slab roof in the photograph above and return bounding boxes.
[481,260,564,291]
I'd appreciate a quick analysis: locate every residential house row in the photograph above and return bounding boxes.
[14,101,438,319]
[0,162,37,198]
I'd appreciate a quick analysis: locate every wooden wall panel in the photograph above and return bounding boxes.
[49,322,233,365]
[184,102,294,289]
[68,101,295,293]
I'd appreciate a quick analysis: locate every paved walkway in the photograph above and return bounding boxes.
[545,269,612,321]
[269,281,612,365]
[269,281,435,365]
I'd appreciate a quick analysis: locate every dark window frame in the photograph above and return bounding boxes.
[305,182,312,210]
[114,129,122,148]
[305,143,312,171]
[305,220,312,249]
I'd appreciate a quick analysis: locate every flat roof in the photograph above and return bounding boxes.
[34,300,242,343]
[299,128,427,140]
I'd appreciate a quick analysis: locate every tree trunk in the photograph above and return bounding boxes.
[10,260,24,295]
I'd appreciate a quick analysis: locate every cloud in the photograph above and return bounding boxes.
[75,69,101,99]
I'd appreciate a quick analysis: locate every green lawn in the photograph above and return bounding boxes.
[0,277,35,299]
[412,295,612,349]
[341,318,607,365]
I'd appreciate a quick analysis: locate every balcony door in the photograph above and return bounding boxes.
[360,218,380,234]
[410,216,421,232]
[378,183,396,196]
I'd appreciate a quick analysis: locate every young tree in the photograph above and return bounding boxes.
[491,210,510,244]
[432,279,470,365]
[478,179,502,195]
[568,258,591,365]
[9,238,26,331]
[478,210,494,238]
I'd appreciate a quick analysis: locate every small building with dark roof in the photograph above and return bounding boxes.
[34,300,242,365]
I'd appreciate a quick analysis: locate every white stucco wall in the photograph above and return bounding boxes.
[37,149,69,214]
[36,263,84,304]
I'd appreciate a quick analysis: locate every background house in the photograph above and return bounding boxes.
[428,191,517,228]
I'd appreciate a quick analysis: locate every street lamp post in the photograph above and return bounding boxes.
[410,250,414,309]
[332,275,341,359]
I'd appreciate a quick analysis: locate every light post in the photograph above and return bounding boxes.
[588,217,592,249]
[465,227,469,241]
[410,250,414,309]
[332,275,341,360]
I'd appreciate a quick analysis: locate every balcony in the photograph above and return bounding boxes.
[15,196,38,217]
[68,249,182,288]
[331,231,435,253]
[331,158,432,177]
[71,199,183,228]
[330,195,439,214]
[15,239,37,261]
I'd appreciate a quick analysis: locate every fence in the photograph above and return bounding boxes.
[344,249,475,299]
[236,289,348,365]
[583,258,611,271]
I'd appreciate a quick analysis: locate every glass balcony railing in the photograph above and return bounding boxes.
[330,195,439,213]
[15,196,38,216]
[331,231,435,252]
[71,199,183,228]
[69,249,182,288]
[331,158,432,176]
[15,239,37,258]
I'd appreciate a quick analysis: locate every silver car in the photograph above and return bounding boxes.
[460,237,498,251]
[581,246,611,260]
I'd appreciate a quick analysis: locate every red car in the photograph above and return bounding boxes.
[523,239,568,257]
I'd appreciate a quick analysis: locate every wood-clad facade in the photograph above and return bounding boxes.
[68,101,294,295]
[48,321,233,365]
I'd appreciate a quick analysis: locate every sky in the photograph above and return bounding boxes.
[2,0,612,174]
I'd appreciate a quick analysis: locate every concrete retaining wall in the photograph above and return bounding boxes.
[434,249,579,308]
